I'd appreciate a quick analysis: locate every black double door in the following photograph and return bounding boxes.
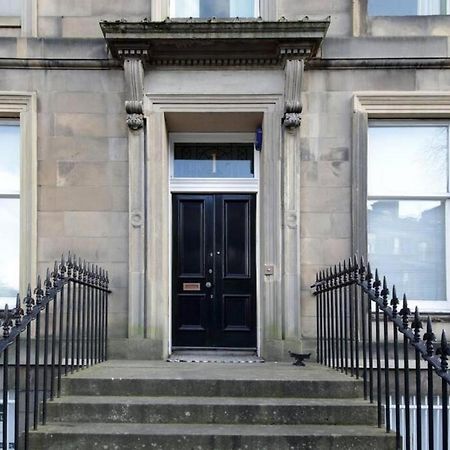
[172,194,256,349]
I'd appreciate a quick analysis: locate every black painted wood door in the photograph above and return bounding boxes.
[172,194,256,349]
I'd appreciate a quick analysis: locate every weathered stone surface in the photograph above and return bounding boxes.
[29,361,396,449]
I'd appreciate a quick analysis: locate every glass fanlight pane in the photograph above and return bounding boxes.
[174,143,254,178]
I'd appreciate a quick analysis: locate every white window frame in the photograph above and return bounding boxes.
[0,0,37,37]
[353,0,450,36]
[151,0,276,21]
[366,0,450,16]
[169,0,260,19]
[169,132,259,193]
[353,92,450,313]
[367,119,450,311]
[0,92,37,299]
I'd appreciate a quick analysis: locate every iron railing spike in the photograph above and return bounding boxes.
[423,316,436,356]
[2,304,12,337]
[399,294,410,329]
[390,285,399,316]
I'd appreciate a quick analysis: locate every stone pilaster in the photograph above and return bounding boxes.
[124,57,146,338]
[281,59,303,346]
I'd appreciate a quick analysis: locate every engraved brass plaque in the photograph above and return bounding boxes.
[183,283,201,291]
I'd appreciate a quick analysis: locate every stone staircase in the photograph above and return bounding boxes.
[29,360,396,449]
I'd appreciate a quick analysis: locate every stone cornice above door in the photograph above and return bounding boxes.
[100,18,330,67]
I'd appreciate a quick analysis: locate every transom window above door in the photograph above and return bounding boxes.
[170,0,259,18]
[174,143,254,178]
[368,0,450,16]
[170,133,259,193]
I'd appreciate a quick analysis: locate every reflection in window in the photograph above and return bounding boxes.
[368,200,446,301]
[368,122,450,303]
[368,0,450,16]
[170,0,258,18]
[0,122,20,309]
[0,0,21,16]
[174,143,254,178]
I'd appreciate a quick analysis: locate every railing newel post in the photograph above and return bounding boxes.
[412,306,423,450]
[381,276,391,433]
[57,255,66,398]
[358,256,368,400]
[390,285,401,448]
[33,276,44,430]
[24,284,34,449]
[13,294,23,449]
[338,262,344,373]
[105,270,109,361]
[399,294,411,450]
[42,269,52,425]
[332,264,339,371]
[373,268,383,428]
[423,316,436,450]
[437,330,449,450]
[365,261,374,404]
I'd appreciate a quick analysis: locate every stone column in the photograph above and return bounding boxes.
[281,59,304,348]
[124,56,146,338]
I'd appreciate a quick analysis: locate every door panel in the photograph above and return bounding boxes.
[178,200,205,277]
[172,193,256,348]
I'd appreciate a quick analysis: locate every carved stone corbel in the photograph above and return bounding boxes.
[124,58,144,130]
[282,59,304,130]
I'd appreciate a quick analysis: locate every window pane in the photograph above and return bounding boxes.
[368,125,448,196]
[368,0,447,16]
[0,0,21,16]
[230,0,256,17]
[171,0,199,17]
[0,199,20,309]
[0,123,20,195]
[174,143,254,178]
[200,0,229,17]
[170,0,258,18]
[368,200,446,301]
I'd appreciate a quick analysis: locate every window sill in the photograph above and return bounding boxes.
[0,16,21,28]
[366,15,450,36]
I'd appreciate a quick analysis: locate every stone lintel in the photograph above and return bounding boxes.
[101,19,330,67]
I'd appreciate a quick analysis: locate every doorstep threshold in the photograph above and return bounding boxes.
[168,348,264,364]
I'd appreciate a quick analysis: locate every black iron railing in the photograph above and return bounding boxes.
[0,254,110,450]
[312,257,449,450]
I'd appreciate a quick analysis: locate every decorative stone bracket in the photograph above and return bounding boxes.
[282,59,304,130]
[124,58,145,130]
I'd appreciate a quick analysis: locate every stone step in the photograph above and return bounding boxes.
[29,423,397,450]
[46,395,378,426]
[62,376,363,398]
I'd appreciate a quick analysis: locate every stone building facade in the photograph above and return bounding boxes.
[0,0,449,361]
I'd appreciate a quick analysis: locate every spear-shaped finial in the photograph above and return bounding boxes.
[24,283,34,315]
[423,316,436,356]
[14,294,23,326]
[412,306,422,342]
[2,304,13,338]
[437,330,450,373]
[373,269,381,298]
[381,276,389,308]
[399,294,410,330]
[390,285,399,317]
[34,275,44,305]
